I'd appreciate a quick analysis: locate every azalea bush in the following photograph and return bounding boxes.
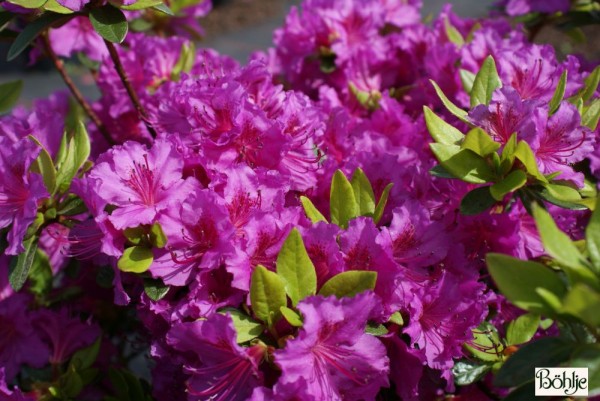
[1,0,600,399]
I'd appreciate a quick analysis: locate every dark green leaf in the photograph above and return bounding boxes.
[0,11,14,32]
[506,313,540,346]
[549,70,567,115]
[494,337,576,387]
[486,253,567,314]
[470,55,501,108]
[453,360,492,386]
[143,277,170,301]
[90,5,128,43]
[70,337,101,370]
[561,284,600,327]
[276,228,317,305]
[429,164,455,179]
[570,344,600,397]
[490,170,527,201]
[460,186,496,215]
[28,249,52,297]
[586,198,600,272]
[117,246,153,273]
[8,12,69,61]
[503,382,539,401]
[0,80,23,114]
[9,236,39,291]
[319,270,377,298]
[250,265,287,327]
[423,105,463,145]
[330,170,358,228]
[58,195,87,216]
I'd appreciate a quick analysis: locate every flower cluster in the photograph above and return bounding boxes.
[0,0,599,400]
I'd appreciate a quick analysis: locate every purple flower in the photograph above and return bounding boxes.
[49,17,107,60]
[0,138,48,255]
[0,294,49,381]
[0,368,35,401]
[56,0,89,11]
[275,293,389,400]
[500,0,570,16]
[88,138,199,230]
[167,314,265,401]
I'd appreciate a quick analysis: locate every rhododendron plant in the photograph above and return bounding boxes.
[1,0,600,399]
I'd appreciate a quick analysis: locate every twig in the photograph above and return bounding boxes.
[103,39,158,139]
[41,33,114,145]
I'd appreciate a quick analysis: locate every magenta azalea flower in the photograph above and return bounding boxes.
[49,17,107,61]
[89,138,199,230]
[0,368,35,401]
[275,293,389,401]
[167,314,265,401]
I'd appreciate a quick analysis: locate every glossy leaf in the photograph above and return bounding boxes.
[423,106,463,145]
[330,170,358,228]
[350,168,376,216]
[90,5,128,43]
[117,246,153,273]
[0,80,23,114]
[453,360,492,386]
[250,265,287,327]
[276,228,317,305]
[318,271,377,298]
[470,55,501,108]
[300,196,327,223]
[460,186,496,215]
[8,12,69,61]
[143,278,170,301]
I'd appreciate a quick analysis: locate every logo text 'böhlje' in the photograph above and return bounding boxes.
[535,368,588,396]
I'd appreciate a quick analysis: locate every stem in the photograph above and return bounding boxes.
[103,40,158,139]
[41,33,114,145]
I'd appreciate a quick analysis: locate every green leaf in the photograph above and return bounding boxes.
[494,337,576,387]
[280,306,303,327]
[506,313,540,346]
[443,17,464,46]
[490,170,527,201]
[459,69,476,94]
[373,183,393,224]
[300,196,327,224]
[55,121,91,193]
[534,184,588,211]
[582,98,600,130]
[70,337,101,370]
[28,249,52,297]
[388,311,404,326]
[9,236,39,291]
[549,70,567,115]
[587,198,600,272]
[0,80,23,114]
[423,106,463,145]
[90,5,128,43]
[429,143,495,184]
[486,253,567,313]
[569,344,600,397]
[0,11,14,32]
[276,228,317,306]
[42,0,73,13]
[120,0,163,10]
[429,164,455,179]
[561,284,600,327]
[330,170,358,228]
[365,323,388,336]
[8,12,69,61]
[465,321,505,362]
[6,0,47,9]
[532,203,598,288]
[28,135,57,194]
[152,2,174,14]
[580,65,600,103]
[460,186,496,215]
[461,127,500,156]
[117,246,153,273]
[318,270,377,298]
[250,265,287,327]
[503,382,537,401]
[170,41,195,82]
[429,79,470,124]
[143,277,170,301]
[470,55,501,108]
[149,222,167,248]
[350,168,376,216]
[221,308,264,343]
[514,140,547,182]
[452,360,492,386]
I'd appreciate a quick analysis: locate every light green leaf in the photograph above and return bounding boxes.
[429,79,470,124]
[444,17,464,46]
[170,41,195,82]
[8,12,70,61]
[506,313,540,346]
[250,265,287,327]
[580,65,600,103]
[9,236,39,291]
[280,306,303,327]
[490,170,527,201]
[460,186,496,215]
[27,249,52,297]
[460,69,476,94]
[42,0,73,13]
[465,321,504,362]
[120,0,163,10]
[365,323,388,336]
[586,198,600,272]
[90,5,128,43]
[514,140,547,182]
[430,143,495,184]
[470,55,501,108]
[152,3,174,15]
[143,277,170,301]
[55,121,91,193]
[461,127,500,156]
[300,196,327,224]
[486,253,567,313]
[582,98,600,130]
[561,284,600,327]
[0,80,23,114]
[28,135,57,194]
[149,223,167,248]
[350,168,376,216]
[330,170,358,228]
[388,311,404,326]
[549,70,567,115]
[6,0,47,9]
[318,270,377,298]
[276,228,317,306]
[423,106,463,145]
[221,308,264,343]
[117,246,153,273]
[373,183,393,224]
